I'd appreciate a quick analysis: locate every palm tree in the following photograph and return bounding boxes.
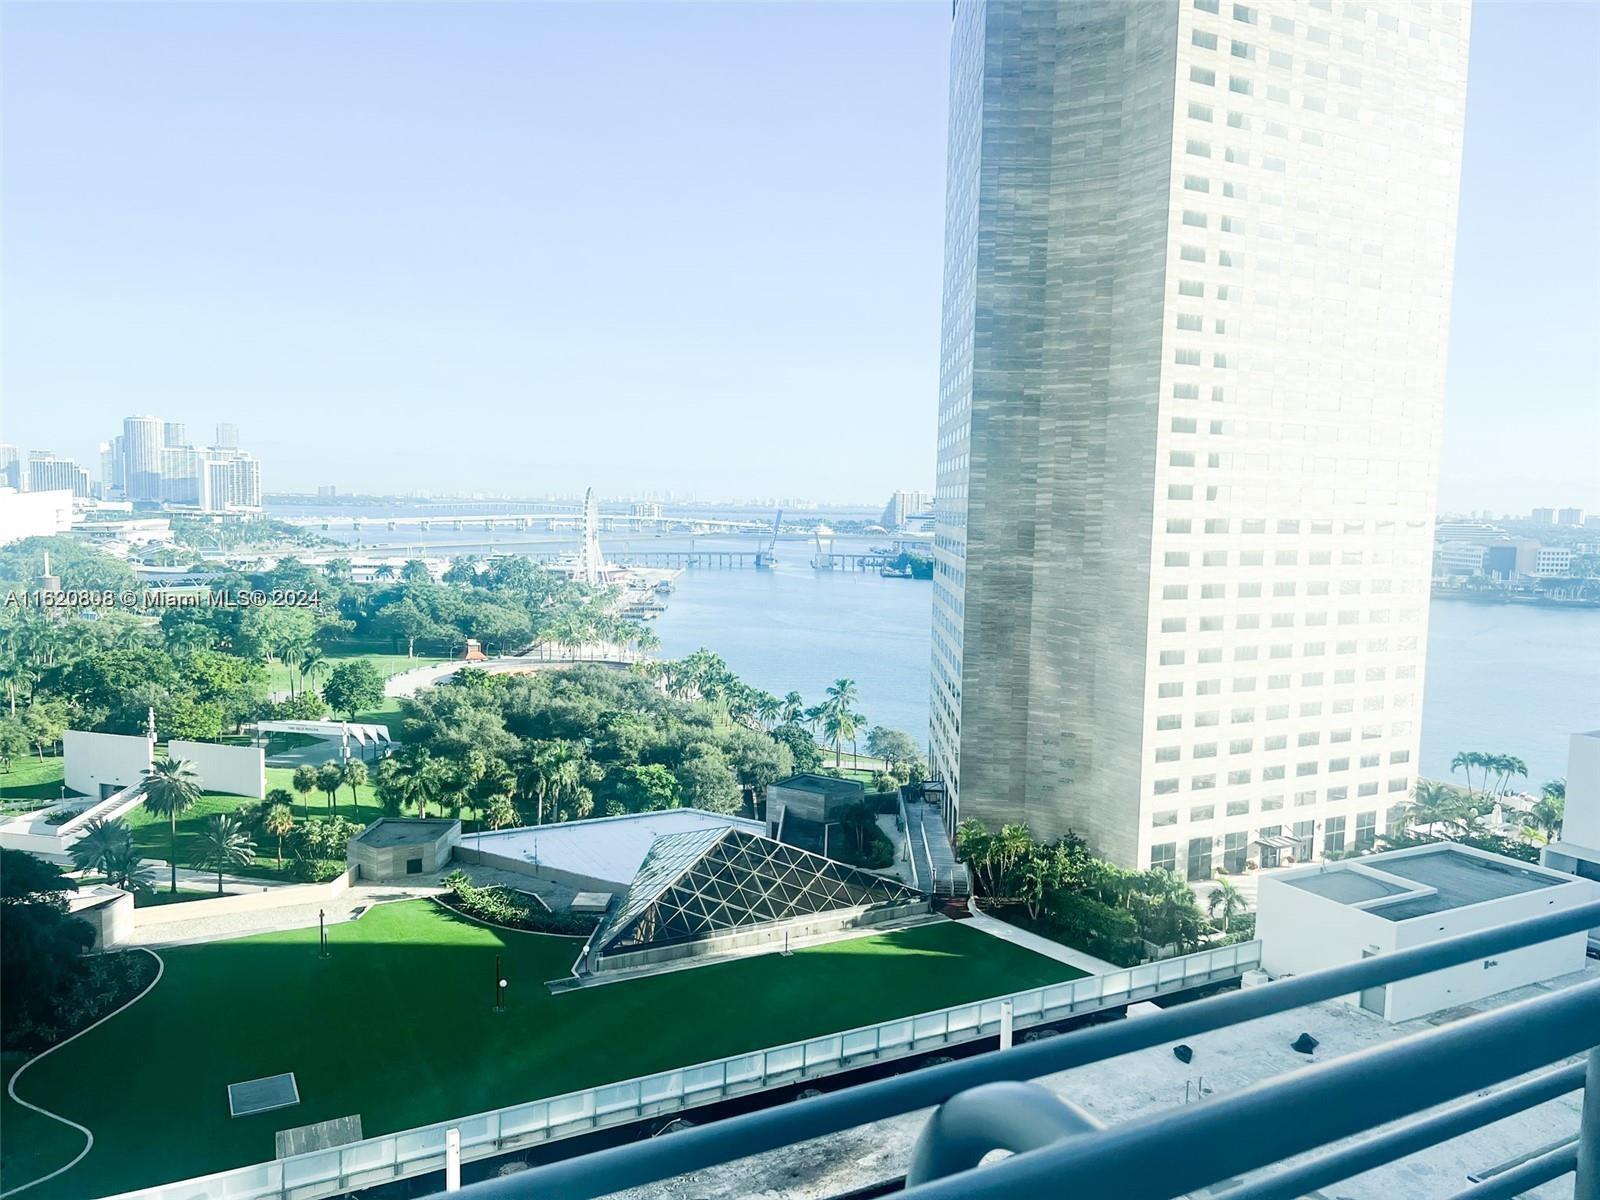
[299,648,328,697]
[1207,876,1247,933]
[483,794,519,832]
[70,816,128,881]
[1017,856,1049,921]
[315,762,344,816]
[1492,755,1529,799]
[993,823,1034,897]
[386,748,441,819]
[525,741,583,825]
[1449,751,1481,798]
[1528,792,1564,845]
[781,692,805,725]
[1402,779,1459,838]
[824,678,860,713]
[341,759,369,811]
[291,764,318,820]
[192,813,256,894]
[103,838,156,895]
[753,694,781,730]
[821,705,861,769]
[263,803,295,869]
[137,757,203,893]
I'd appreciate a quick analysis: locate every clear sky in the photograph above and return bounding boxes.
[2,1,1595,511]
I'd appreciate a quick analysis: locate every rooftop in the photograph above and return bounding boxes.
[773,773,866,798]
[1280,844,1568,921]
[465,809,762,888]
[352,818,459,848]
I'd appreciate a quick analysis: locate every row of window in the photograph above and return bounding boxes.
[1154,770,1411,799]
[1156,737,1410,761]
[1152,808,1382,878]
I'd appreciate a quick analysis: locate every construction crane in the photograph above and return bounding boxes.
[755,509,782,569]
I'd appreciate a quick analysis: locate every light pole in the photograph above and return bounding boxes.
[494,953,507,1012]
[319,908,329,959]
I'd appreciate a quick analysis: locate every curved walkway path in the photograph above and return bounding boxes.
[1,949,165,1199]
[963,897,1120,975]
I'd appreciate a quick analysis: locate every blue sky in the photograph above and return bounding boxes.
[2,1,1595,510]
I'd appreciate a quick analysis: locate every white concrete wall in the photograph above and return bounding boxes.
[167,739,265,798]
[0,487,73,544]
[1257,872,1391,1010]
[129,869,356,929]
[1385,880,1599,1022]
[1563,730,1600,851]
[64,730,152,798]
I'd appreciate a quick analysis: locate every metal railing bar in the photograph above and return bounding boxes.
[1578,1047,1600,1200]
[893,981,1600,1200]
[1214,1061,1587,1200]
[1443,1141,1579,1200]
[446,899,1600,1200]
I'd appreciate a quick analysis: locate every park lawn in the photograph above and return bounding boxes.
[0,753,73,807]
[124,776,387,882]
[266,644,448,696]
[14,903,1084,1199]
[1,1052,87,1193]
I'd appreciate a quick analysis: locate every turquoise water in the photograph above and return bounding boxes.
[654,570,1600,787]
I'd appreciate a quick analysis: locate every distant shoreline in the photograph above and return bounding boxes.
[1430,591,1600,611]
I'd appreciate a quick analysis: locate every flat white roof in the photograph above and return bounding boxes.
[1275,844,1586,922]
[467,809,763,887]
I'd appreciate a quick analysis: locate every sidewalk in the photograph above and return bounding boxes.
[963,897,1120,975]
[123,874,451,947]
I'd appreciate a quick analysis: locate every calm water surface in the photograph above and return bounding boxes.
[293,506,1598,785]
[656,570,1600,786]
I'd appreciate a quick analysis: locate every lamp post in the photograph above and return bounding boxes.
[494,953,507,1012]
[319,908,328,959]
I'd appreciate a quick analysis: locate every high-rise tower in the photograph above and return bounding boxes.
[121,415,163,502]
[929,0,1470,874]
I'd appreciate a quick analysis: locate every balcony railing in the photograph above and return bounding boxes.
[443,899,1600,1200]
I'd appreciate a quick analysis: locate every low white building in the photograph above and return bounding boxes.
[1534,545,1575,576]
[1258,843,1598,1022]
[0,486,73,546]
[1541,731,1600,944]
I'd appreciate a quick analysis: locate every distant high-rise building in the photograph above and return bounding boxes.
[0,444,19,491]
[162,421,187,447]
[99,439,124,498]
[160,446,205,506]
[215,422,239,450]
[317,484,338,500]
[881,490,932,530]
[197,451,262,512]
[929,0,1471,873]
[26,452,91,498]
[1531,508,1557,525]
[121,415,163,501]
[231,453,262,509]
[1557,508,1584,526]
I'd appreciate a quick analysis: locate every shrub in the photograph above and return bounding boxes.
[439,871,598,936]
[830,822,895,870]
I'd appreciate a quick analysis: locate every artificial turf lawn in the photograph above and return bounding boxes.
[1,1052,86,1194]
[10,902,1084,1198]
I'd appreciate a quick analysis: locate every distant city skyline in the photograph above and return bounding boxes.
[2,2,1595,509]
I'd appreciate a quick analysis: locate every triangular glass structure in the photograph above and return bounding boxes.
[590,827,923,960]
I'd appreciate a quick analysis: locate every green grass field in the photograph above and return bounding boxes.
[266,642,448,697]
[8,903,1083,1198]
[1,1052,85,1193]
[0,753,78,807]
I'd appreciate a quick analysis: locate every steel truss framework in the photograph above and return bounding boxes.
[592,827,923,959]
